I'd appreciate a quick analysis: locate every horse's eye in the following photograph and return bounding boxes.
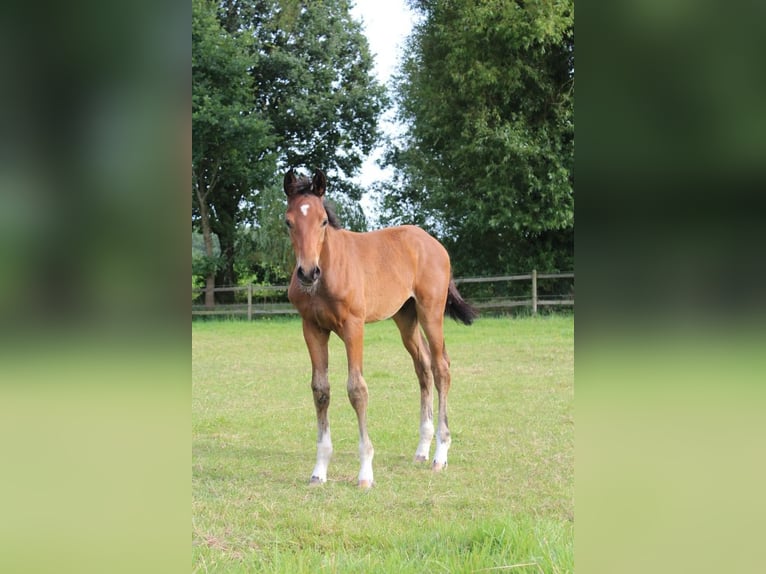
[285,219,292,229]
[321,218,329,227]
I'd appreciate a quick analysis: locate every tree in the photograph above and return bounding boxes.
[192,0,275,305]
[381,0,574,276]
[220,0,387,197]
[193,0,387,298]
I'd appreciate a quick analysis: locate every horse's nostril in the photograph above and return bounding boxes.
[298,265,320,285]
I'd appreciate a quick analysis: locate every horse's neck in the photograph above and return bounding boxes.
[320,227,350,271]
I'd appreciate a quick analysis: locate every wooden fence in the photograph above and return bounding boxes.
[191,270,574,319]
[455,271,574,314]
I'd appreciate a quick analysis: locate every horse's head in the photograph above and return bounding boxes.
[283,169,331,289]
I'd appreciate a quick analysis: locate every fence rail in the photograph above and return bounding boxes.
[192,270,573,319]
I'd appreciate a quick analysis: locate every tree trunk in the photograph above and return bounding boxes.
[209,190,241,304]
[204,274,215,308]
[197,198,216,308]
[214,233,237,304]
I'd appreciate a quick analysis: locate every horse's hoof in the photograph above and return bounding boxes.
[309,476,325,486]
[432,461,447,472]
[414,454,428,463]
[358,479,373,489]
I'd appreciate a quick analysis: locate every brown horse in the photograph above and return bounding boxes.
[283,168,476,488]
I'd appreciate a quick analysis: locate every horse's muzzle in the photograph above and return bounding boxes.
[297,265,321,287]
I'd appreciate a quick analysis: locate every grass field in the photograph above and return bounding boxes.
[192,315,573,573]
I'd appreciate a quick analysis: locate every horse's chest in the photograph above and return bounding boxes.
[295,292,349,331]
[309,301,339,330]
[289,274,361,330]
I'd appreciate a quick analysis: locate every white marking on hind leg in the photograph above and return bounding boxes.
[358,439,374,488]
[414,419,434,462]
[432,432,451,471]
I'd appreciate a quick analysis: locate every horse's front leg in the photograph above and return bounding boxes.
[302,320,332,485]
[341,319,374,489]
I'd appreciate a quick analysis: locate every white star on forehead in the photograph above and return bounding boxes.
[300,204,310,216]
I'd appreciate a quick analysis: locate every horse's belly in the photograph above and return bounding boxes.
[363,289,411,323]
[364,307,397,323]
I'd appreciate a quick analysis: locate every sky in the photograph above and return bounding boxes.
[349,0,419,219]
[350,0,416,87]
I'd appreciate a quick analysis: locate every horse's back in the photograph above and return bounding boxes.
[354,225,450,274]
[346,225,451,321]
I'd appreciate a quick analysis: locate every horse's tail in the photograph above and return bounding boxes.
[445,279,478,325]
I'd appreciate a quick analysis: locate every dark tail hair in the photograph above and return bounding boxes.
[445,280,478,325]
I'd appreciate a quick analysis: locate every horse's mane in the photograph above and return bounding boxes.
[290,175,342,229]
[323,201,342,229]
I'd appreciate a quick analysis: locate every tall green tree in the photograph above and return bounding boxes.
[193,0,387,297]
[220,0,387,201]
[381,0,574,275]
[192,0,275,305]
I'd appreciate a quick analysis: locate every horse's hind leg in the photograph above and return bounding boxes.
[417,305,452,472]
[393,301,434,463]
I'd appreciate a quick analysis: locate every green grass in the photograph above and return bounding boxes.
[193,316,573,573]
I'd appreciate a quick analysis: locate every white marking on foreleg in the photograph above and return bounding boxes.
[311,429,333,484]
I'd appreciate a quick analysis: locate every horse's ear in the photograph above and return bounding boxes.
[312,169,326,197]
[283,169,297,196]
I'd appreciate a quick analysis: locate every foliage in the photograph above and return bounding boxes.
[192,0,388,295]
[234,184,294,284]
[219,0,388,197]
[192,0,276,293]
[380,0,574,276]
[192,234,223,279]
[193,316,574,572]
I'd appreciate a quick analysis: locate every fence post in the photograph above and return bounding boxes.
[531,269,538,315]
[247,283,253,321]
